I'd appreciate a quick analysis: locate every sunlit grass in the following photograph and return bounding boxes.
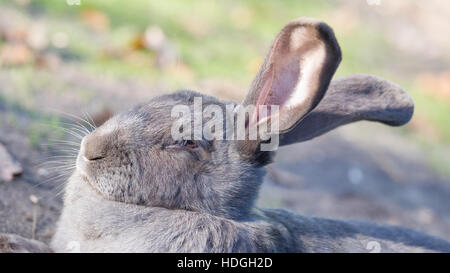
[24,0,332,81]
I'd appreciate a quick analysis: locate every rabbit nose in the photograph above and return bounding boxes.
[81,134,106,161]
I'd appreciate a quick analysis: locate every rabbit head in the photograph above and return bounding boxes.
[76,91,264,220]
[74,18,414,220]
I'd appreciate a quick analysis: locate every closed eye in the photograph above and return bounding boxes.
[168,139,199,150]
[89,156,105,161]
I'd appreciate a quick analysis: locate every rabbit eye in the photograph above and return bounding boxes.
[174,139,198,149]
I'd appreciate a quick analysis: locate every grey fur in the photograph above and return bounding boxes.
[280,74,414,145]
[1,18,449,253]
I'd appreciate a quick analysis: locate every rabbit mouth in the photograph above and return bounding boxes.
[78,169,105,198]
[75,154,103,195]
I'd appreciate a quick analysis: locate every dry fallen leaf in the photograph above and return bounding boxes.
[416,71,450,102]
[80,9,110,32]
[0,43,33,66]
[34,52,61,69]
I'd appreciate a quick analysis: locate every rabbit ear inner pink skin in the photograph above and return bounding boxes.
[242,18,342,131]
[237,18,341,159]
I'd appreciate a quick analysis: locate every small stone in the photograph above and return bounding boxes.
[348,167,364,185]
[29,194,39,204]
[51,32,69,49]
[27,23,49,51]
[37,168,49,177]
[417,208,434,224]
[0,143,23,182]
[143,26,178,68]
[144,26,166,50]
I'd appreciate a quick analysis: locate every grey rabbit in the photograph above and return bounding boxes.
[1,17,450,253]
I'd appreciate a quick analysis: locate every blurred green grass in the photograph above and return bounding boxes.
[32,0,333,80]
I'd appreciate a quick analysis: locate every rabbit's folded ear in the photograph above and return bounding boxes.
[241,17,342,133]
[279,74,415,146]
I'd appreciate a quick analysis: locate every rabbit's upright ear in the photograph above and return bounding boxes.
[241,17,342,133]
[279,74,415,146]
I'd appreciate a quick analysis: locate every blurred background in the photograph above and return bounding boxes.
[0,0,449,244]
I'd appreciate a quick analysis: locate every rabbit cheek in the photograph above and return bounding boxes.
[82,152,136,203]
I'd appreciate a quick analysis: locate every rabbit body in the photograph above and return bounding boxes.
[51,172,450,253]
